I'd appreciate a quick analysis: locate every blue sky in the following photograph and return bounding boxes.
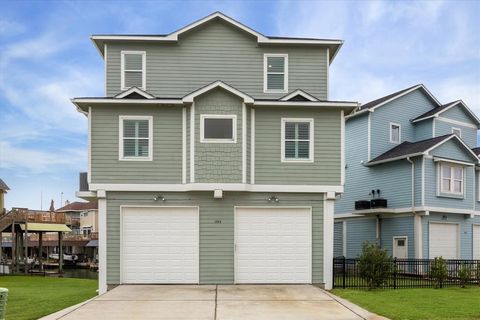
[0,0,479,210]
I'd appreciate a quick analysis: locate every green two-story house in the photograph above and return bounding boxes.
[73,12,357,293]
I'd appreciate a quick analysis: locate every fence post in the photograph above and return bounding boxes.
[342,257,346,289]
[393,258,397,290]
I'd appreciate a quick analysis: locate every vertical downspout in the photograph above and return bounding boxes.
[406,157,415,213]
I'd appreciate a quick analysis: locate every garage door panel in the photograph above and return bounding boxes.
[429,223,459,259]
[474,225,480,259]
[122,207,199,284]
[235,207,311,284]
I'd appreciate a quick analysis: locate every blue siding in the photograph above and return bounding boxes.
[431,138,477,162]
[334,221,344,257]
[414,120,433,141]
[422,213,480,259]
[434,119,477,148]
[442,105,477,125]
[380,216,415,258]
[345,218,377,258]
[370,89,437,159]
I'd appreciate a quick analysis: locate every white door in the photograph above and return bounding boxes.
[473,225,480,259]
[235,207,311,284]
[393,237,408,259]
[121,207,199,284]
[429,222,459,259]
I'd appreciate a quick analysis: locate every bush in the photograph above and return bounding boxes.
[358,242,393,290]
[429,257,448,289]
[458,264,471,288]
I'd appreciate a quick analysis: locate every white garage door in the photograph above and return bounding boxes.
[473,225,480,259]
[235,207,312,284]
[122,207,199,284]
[429,222,459,259]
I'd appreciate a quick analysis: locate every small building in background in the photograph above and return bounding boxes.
[0,178,10,215]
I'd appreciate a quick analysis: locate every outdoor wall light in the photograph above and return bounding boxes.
[267,195,279,202]
[153,195,166,202]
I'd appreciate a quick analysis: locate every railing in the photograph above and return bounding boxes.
[333,257,480,289]
[79,172,89,191]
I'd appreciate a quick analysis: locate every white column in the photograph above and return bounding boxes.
[323,191,336,290]
[414,214,423,259]
[242,102,247,184]
[98,190,107,294]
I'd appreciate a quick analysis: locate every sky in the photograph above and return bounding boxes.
[0,0,479,210]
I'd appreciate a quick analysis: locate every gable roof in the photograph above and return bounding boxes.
[411,100,480,127]
[56,201,98,212]
[472,147,480,156]
[280,90,319,102]
[359,84,441,111]
[0,178,9,192]
[182,80,254,103]
[91,12,343,62]
[367,134,479,166]
[114,87,155,99]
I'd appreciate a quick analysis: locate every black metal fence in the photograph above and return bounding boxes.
[333,257,480,289]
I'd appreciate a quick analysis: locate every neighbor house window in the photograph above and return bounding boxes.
[200,115,237,143]
[452,127,462,138]
[281,118,314,162]
[264,54,288,93]
[119,115,153,161]
[390,123,401,144]
[121,51,146,90]
[440,163,463,195]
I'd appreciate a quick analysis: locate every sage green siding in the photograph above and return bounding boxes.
[106,191,324,285]
[106,20,329,100]
[194,88,243,183]
[90,105,183,184]
[254,107,341,185]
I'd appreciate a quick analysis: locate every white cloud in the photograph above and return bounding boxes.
[432,76,480,113]
[0,141,86,174]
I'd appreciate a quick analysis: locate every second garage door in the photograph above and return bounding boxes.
[235,207,312,284]
[474,225,480,259]
[121,206,199,284]
[429,222,459,259]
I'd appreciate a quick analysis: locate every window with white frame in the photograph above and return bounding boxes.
[200,115,237,143]
[281,118,314,162]
[452,127,462,138]
[119,116,153,160]
[390,123,401,144]
[264,54,288,93]
[121,51,146,90]
[440,163,464,195]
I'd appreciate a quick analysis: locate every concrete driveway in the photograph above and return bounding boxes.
[41,285,376,320]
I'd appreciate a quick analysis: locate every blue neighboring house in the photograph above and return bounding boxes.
[334,84,480,260]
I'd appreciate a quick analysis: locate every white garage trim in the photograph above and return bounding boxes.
[119,205,199,284]
[233,206,312,284]
[473,224,480,259]
[428,221,460,259]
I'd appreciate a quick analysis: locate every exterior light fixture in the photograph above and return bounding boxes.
[153,195,165,202]
[267,195,279,202]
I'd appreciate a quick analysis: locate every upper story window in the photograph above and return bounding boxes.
[390,122,401,144]
[440,163,463,195]
[200,115,237,143]
[281,118,314,162]
[452,127,462,138]
[264,54,288,93]
[119,115,153,161]
[121,51,146,90]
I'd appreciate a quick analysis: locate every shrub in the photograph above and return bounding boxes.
[458,264,471,288]
[357,242,393,290]
[429,257,448,289]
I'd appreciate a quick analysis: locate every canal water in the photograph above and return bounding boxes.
[61,268,98,280]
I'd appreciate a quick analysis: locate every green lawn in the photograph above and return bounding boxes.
[0,275,98,320]
[332,287,480,320]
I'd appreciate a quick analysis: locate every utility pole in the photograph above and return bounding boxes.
[60,192,64,207]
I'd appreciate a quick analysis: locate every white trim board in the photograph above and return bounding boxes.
[280,89,318,102]
[114,87,154,99]
[88,183,344,193]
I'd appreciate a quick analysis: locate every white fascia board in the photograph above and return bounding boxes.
[71,98,184,105]
[412,101,480,127]
[114,87,155,99]
[433,157,475,166]
[75,191,97,199]
[88,183,344,193]
[280,90,319,101]
[182,81,254,103]
[366,152,425,166]
[254,101,358,108]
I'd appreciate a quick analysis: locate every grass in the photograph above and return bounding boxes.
[0,275,98,320]
[332,286,480,320]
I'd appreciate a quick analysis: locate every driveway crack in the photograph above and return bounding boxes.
[214,285,218,320]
